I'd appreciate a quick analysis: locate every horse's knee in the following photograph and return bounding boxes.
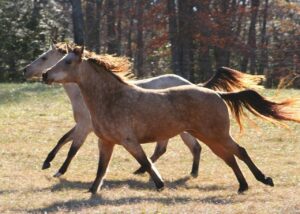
[193,141,201,155]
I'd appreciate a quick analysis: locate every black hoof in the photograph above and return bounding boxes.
[156,182,165,192]
[157,186,164,192]
[88,186,97,194]
[238,184,249,194]
[133,167,146,175]
[42,162,51,170]
[190,171,198,178]
[264,177,274,187]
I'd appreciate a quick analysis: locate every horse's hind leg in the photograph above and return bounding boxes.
[122,138,164,190]
[53,128,89,177]
[180,132,202,177]
[133,139,169,174]
[42,126,75,170]
[208,144,249,193]
[224,136,274,187]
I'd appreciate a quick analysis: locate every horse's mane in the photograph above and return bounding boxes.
[54,42,133,83]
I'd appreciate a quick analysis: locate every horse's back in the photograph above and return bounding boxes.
[134,74,193,89]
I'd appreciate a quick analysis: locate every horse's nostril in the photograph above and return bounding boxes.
[42,72,48,82]
[23,68,27,74]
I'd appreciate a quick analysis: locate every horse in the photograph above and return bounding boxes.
[23,42,263,177]
[42,46,300,194]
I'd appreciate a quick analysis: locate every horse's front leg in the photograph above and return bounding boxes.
[122,138,164,191]
[42,126,75,170]
[89,139,114,194]
[133,140,169,174]
[53,129,89,177]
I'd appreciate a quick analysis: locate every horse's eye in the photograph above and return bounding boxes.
[41,56,47,61]
[65,60,71,65]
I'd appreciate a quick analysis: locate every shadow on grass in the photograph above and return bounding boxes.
[45,176,228,193]
[0,83,61,104]
[28,194,241,213]
[24,176,239,212]
[0,189,19,195]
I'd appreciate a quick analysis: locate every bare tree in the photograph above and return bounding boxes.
[258,0,269,74]
[94,0,103,53]
[241,0,260,73]
[213,0,231,69]
[70,0,85,45]
[195,0,212,81]
[106,0,118,54]
[177,0,193,79]
[136,0,144,77]
[85,0,96,50]
[167,0,180,75]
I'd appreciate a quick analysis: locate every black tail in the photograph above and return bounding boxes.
[218,89,300,129]
[200,67,264,91]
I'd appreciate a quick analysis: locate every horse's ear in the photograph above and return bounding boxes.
[74,46,84,58]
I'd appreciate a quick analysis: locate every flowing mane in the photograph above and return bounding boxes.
[55,42,132,82]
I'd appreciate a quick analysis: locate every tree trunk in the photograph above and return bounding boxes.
[116,0,123,55]
[213,0,231,69]
[196,0,212,81]
[136,0,144,77]
[258,0,268,74]
[236,0,246,37]
[95,0,103,53]
[126,0,135,58]
[241,0,260,73]
[167,0,180,75]
[177,0,193,79]
[106,0,118,54]
[70,0,85,45]
[85,0,95,50]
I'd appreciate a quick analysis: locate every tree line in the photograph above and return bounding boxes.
[0,0,299,87]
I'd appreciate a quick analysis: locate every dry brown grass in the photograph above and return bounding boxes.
[0,83,299,213]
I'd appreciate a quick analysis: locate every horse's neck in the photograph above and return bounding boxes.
[63,83,80,101]
[63,83,90,121]
[77,61,127,116]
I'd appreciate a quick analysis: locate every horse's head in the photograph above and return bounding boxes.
[23,43,64,80]
[43,46,84,84]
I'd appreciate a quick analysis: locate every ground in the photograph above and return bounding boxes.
[0,83,299,213]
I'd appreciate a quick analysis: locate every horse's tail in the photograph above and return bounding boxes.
[218,89,300,129]
[200,67,264,91]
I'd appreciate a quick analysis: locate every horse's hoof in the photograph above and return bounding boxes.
[53,172,62,178]
[156,182,165,192]
[42,162,51,170]
[88,186,98,194]
[133,168,146,175]
[265,177,274,187]
[238,184,249,194]
[157,186,164,192]
[190,171,198,178]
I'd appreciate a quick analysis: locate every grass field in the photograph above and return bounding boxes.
[0,83,299,213]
